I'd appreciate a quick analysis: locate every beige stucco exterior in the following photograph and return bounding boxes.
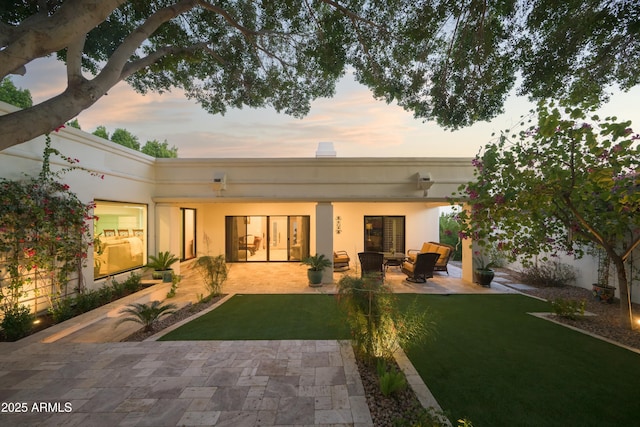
[1,100,476,289]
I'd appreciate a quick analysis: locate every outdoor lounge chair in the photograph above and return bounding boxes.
[333,251,350,270]
[401,252,440,283]
[358,251,385,281]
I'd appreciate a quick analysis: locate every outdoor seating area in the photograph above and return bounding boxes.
[407,241,454,274]
[333,250,350,270]
[401,252,440,283]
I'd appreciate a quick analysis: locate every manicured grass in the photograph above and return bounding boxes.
[159,294,350,340]
[398,294,640,427]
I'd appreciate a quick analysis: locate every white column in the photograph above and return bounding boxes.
[315,202,334,284]
[155,204,182,276]
[460,203,475,283]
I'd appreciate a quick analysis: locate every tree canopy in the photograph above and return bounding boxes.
[0,78,32,109]
[141,139,178,158]
[455,102,640,328]
[110,128,140,151]
[0,1,638,151]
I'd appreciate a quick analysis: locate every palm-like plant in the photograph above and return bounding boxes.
[115,300,178,332]
[145,251,179,271]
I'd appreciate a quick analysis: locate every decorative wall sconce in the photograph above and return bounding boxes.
[417,173,434,196]
[335,216,342,234]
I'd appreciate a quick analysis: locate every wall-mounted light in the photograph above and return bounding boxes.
[417,173,434,196]
[212,172,227,192]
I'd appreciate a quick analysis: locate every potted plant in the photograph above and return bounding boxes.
[145,251,179,282]
[473,254,494,287]
[302,253,332,287]
[592,250,615,303]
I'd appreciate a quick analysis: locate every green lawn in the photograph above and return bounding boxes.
[398,294,640,427]
[159,294,351,340]
[160,293,640,426]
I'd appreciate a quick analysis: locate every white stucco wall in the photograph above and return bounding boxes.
[0,101,157,290]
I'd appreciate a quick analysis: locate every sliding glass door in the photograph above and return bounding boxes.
[225,215,309,262]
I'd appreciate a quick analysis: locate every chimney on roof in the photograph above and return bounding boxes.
[315,141,336,158]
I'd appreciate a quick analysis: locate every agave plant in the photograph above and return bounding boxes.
[115,300,178,332]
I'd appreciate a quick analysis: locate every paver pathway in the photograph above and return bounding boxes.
[0,340,371,426]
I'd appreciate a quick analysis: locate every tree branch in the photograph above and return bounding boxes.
[0,0,125,79]
[121,43,226,80]
[66,34,87,86]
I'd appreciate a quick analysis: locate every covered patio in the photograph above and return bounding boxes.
[219,261,519,295]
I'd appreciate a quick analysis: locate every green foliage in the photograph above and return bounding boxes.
[519,261,577,287]
[0,78,32,108]
[48,297,75,323]
[376,358,407,397]
[73,289,102,313]
[439,212,462,261]
[337,275,435,361]
[192,255,228,297]
[110,128,140,150]
[92,125,109,140]
[141,139,178,158]
[145,251,179,271]
[301,253,332,271]
[5,1,638,149]
[551,298,586,320]
[166,274,181,298]
[0,134,96,323]
[454,101,640,328]
[0,304,33,341]
[66,118,81,129]
[115,300,178,332]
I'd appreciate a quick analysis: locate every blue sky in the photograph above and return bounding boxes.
[13,57,640,158]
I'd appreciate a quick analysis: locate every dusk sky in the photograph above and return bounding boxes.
[13,57,640,159]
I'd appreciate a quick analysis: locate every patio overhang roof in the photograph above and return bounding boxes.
[153,157,475,204]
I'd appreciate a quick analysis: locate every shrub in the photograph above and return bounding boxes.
[337,274,435,361]
[551,298,586,320]
[519,261,576,287]
[74,289,102,313]
[376,359,407,397]
[115,300,178,332]
[49,297,75,323]
[192,255,228,297]
[122,273,142,294]
[1,304,33,341]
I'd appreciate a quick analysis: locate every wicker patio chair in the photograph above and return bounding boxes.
[401,252,440,283]
[358,251,385,281]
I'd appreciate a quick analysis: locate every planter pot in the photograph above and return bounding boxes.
[592,283,616,303]
[307,269,324,287]
[152,269,174,283]
[474,269,495,287]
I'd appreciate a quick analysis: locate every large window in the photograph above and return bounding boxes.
[94,201,147,278]
[225,216,310,262]
[364,216,405,253]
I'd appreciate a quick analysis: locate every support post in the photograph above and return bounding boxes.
[315,202,334,284]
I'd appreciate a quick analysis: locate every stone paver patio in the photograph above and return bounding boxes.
[0,340,370,426]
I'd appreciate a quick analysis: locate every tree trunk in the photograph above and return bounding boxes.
[611,254,633,329]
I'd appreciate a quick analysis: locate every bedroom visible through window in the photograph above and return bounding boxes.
[93,201,147,278]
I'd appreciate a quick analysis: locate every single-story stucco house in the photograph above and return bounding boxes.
[0,100,628,312]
